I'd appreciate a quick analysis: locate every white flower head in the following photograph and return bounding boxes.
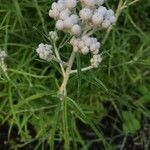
[64,17,74,29]
[56,20,64,30]
[36,44,53,61]
[50,8,60,19]
[59,9,71,20]
[57,2,66,11]
[82,0,97,7]
[97,6,107,15]
[71,24,81,35]
[0,49,7,72]
[107,9,115,16]
[0,50,7,58]
[81,46,89,55]
[70,14,79,24]
[65,0,77,9]
[92,12,103,25]
[79,8,93,21]
[90,54,102,68]
[102,19,111,28]
[96,0,105,6]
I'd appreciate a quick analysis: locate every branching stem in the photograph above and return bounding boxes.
[59,51,76,98]
[54,43,65,76]
[70,66,94,74]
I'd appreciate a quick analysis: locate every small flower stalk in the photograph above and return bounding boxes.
[36,0,116,97]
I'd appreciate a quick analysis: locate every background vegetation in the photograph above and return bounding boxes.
[0,0,149,149]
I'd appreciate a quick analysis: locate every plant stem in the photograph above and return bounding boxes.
[122,0,139,9]
[70,65,94,74]
[54,43,65,77]
[59,51,76,98]
[52,57,68,67]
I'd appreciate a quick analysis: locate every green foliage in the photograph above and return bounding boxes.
[0,0,150,149]
[122,111,140,134]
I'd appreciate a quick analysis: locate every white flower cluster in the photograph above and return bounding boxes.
[49,0,116,68]
[91,7,115,28]
[70,35,102,67]
[90,54,102,68]
[36,44,53,61]
[70,35,101,54]
[79,5,116,29]
[49,0,81,36]
[0,50,7,72]
[0,50,7,59]
[49,0,116,35]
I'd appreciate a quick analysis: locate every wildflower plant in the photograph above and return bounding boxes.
[1,0,148,149]
[35,0,117,148]
[36,0,116,98]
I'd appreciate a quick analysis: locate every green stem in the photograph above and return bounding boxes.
[62,99,69,150]
[70,65,94,74]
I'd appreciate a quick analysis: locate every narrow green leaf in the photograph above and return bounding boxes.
[76,53,82,99]
[66,97,87,123]
[62,99,70,150]
[49,104,61,150]
[16,92,55,108]
[66,97,111,149]
[93,76,108,92]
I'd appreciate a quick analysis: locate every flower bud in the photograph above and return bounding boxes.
[36,44,53,61]
[102,20,111,28]
[49,31,58,41]
[96,0,105,6]
[64,17,74,28]
[92,13,103,25]
[79,8,93,21]
[70,14,79,24]
[71,24,81,35]
[82,0,97,7]
[97,6,107,15]
[59,9,71,20]
[109,16,116,24]
[107,9,114,16]
[81,46,89,55]
[65,0,77,9]
[56,20,64,30]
